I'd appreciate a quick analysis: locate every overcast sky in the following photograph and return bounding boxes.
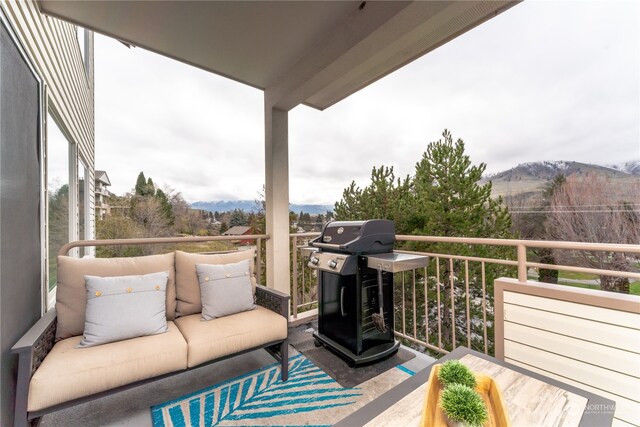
[95,0,639,206]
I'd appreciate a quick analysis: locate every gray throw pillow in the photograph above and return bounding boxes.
[195,259,255,320]
[78,271,169,348]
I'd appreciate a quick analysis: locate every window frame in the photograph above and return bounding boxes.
[45,108,87,308]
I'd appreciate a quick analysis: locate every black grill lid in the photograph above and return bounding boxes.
[310,219,395,254]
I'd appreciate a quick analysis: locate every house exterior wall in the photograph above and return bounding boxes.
[0,1,95,424]
[1,0,96,246]
[95,176,110,220]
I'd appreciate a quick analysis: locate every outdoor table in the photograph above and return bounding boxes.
[335,346,615,427]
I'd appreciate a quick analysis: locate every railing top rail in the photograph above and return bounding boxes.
[58,235,270,256]
[290,232,321,238]
[396,235,640,254]
[396,249,518,267]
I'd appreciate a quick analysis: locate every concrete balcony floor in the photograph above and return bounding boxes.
[40,326,435,427]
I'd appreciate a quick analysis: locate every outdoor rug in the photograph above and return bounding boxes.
[151,354,414,427]
[289,322,416,388]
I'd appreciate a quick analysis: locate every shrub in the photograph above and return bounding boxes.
[438,360,477,388]
[440,383,489,427]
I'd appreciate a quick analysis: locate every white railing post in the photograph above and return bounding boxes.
[517,244,527,283]
[292,235,298,319]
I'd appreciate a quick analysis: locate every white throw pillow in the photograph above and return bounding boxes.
[195,260,255,320]
[78,271,169,347]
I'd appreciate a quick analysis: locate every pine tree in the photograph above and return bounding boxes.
[155,188,174,225]
[333,129,515,355]
[407,130,514,354]
[229,209,248,227]
[410,129,512,240]
[334,165,412,231]
[135,172,147,196]
[146,177,155,196]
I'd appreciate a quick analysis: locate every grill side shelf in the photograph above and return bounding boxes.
[365,253,429,273]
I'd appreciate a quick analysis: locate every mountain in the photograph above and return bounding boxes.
[192,200,259,213]
[607,160,640,176]
[191,200,333,215]
[483,160,640,198]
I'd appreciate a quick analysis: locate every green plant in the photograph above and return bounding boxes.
[438,360,476,388]
[440,383,488,427]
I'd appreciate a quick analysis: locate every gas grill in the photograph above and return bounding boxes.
[308,220,428,366]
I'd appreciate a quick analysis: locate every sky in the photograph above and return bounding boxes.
[94,0,640,206]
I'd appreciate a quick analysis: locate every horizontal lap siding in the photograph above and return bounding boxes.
[505,291,640,329]
[504,322,639,378]
[1,0,94,167]
[501,288,640,426]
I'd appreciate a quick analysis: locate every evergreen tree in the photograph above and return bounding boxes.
[135,172,148,196]
[334,129,515,355]
[410,129,511,240]
[155,189,175,225]
[146,177,155,195]
[229,209,248,227]
[407,130,514,354]
[334,166,412,232]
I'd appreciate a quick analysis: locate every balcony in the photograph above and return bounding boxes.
[32,233,639,426]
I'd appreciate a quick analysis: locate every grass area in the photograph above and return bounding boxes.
[559,280,640,296]
[172,241,236,253]
[529,272,640,296]
[558,271,598,281]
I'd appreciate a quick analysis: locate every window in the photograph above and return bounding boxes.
[46,112,71,293]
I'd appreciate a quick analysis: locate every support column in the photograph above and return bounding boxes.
[264,100,291,296]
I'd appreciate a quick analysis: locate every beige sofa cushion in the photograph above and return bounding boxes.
[55,253,176,340]
[28,321,187,412]
[175,306,287,368]
[174,250,256,317]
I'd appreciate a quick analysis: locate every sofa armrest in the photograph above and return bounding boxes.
[12,308,57,423]
[12,308,57,365]
[255,285,290,319]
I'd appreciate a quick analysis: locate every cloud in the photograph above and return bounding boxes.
[95,1,639,205]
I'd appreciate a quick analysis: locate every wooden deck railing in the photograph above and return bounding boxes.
[289,233,640,357]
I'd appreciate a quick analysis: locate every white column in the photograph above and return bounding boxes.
[264,99,291,296]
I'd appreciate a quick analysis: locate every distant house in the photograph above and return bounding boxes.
[223,226,253,245]
[94,170,111,220]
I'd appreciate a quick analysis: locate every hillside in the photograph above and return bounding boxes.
[607,160,640,175]
[192,200,333,215]
[483,160,640,198]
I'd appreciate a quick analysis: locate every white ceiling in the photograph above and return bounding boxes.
[39,0,519,110]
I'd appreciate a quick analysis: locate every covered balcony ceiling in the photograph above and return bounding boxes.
[38,0,518,110]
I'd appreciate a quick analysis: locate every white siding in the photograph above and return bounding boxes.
[1,0,94,192]
[1,0,95,303]
[498,282,640,426]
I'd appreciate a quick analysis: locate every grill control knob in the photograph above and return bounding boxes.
[310,256,320,265]
[328,260,338,269]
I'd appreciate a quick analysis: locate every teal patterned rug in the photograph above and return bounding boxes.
[151,354,413,427]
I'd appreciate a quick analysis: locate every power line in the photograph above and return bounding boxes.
[509,204,640,209]
[510,209,640,214]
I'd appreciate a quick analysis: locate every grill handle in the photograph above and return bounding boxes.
[340,286,346,317]
[377,266,384,313]
[309,241,348,251]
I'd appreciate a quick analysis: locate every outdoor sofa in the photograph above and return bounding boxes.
[11,249,289,427]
